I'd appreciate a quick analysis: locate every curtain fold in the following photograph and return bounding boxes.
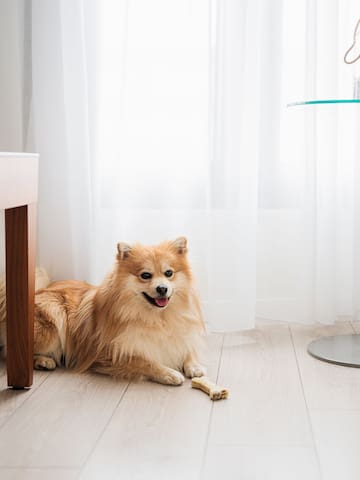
[31,0,94,281]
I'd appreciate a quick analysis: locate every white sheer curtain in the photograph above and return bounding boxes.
[91,0,261,331]
[256,0,360,325]
[30,0,261,331]
[17,0,360,330]
[31,0,94,282]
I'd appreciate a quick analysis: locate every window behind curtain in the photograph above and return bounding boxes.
[95,0,209,210]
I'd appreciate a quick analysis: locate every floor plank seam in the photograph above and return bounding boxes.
[199,333,225,478]
[310,407,360,412]
[78,379,131,475]
[288,325,323,480]
[0,371,50,434]
[207,441,317,448]
[0,465,79,470]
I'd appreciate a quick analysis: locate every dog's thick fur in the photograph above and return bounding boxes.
[0,237,206,385]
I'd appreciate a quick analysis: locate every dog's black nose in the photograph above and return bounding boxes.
[156,285,168,296]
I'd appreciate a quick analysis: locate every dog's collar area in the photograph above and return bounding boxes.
[142,292,169,308]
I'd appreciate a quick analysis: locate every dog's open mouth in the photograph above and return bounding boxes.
[142,292,170,308]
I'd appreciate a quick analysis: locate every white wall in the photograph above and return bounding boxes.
[0,0,26,151]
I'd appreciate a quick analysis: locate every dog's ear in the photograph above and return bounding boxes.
[117,242,132,260]
[171,236,187,254]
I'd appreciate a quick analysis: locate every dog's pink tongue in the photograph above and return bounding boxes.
[155,297,169,307]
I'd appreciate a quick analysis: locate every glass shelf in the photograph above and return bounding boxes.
[288,99,360,107]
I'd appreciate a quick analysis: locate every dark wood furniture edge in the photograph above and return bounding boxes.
[5,204,36,388]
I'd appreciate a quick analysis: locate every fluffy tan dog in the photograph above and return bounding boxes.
[0,237,206,385]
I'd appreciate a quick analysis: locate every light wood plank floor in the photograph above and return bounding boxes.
[1,321,360,480]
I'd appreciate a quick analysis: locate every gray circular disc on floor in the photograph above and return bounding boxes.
[307,334,360,367]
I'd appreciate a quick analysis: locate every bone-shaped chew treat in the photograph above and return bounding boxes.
[191,376,229,400]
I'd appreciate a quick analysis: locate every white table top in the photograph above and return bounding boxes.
[0,153,39,209]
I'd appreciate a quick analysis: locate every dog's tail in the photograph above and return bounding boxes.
[0,267,51,352]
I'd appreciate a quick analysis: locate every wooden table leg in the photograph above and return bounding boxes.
[5,204,36,388]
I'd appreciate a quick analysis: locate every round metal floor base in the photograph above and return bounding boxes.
[307,334,360,367]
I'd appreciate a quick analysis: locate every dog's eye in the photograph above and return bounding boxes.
[164,270,173,278]
[140,272,152,280]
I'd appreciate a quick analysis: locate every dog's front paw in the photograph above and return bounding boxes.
[160,368,185,386]
[184,363,206,378]
[34,356,56,371]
